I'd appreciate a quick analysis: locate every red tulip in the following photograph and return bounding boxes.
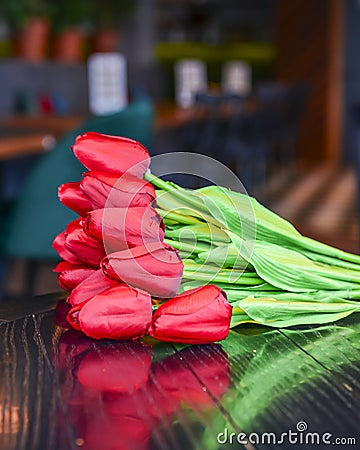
[58,181,92,216]
[68,268,119,306]
[52,217,101,267]
[54,261,97,291]
[150,285,232,344]
[80,171,155,210]
[67,284,152,340]
[72,132,150,178]
[53,231,83,265]
[64,226,106,268]
[82,206,165,252]
[101,242,184,298]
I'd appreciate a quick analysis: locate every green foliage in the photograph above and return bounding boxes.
[0,0,53,30]
[146,173,360,329]
[49,0,92,30]
[88,0,137,29]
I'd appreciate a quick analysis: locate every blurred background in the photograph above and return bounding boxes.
[0,0,358,299]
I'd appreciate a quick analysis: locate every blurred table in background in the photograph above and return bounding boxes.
[0,115,84,160]
[0,105,210,161]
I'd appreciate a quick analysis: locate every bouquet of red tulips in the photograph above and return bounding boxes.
[54,132,360,343]
[53,133,232,343]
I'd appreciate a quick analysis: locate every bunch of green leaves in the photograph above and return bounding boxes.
[145,173,360,328]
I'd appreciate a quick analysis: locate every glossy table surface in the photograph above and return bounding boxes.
[0,293,359,450]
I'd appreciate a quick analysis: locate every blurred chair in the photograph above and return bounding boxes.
[1,98,154,297]
[222,105,272,196]
[255,82,310,172]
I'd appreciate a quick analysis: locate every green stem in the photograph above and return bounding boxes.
[183,270,263,285]
[164,238,209,254]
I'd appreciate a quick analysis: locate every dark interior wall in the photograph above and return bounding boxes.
[343,0,360,164]
[275,0,330,165]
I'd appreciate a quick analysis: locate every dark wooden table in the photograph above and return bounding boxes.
[0,293,359,450]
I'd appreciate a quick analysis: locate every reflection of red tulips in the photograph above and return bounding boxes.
[83,206,164,251]
[77,342,152,392]
[72,132,150,177]
[83,414,150,450]
[67,284,152,339]
[102,242,184,298]
[54,329,230,450]
[152,344,230,407]
[150,285,232,344]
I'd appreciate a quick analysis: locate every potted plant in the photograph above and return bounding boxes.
[0,0,52,61]
[90,0,137,53]
[50,0,92,62]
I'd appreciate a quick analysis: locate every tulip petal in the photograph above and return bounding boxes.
[80,171,155,210]
[72,132,150,177]
[66,303,83,331]
[65,227,106,267]
[150,285,232,344]
[53,231,83,265]
[83,207,164,251]
[102,242,184,298]
[85,170,156,197]
[58,182,92,216]
[78,284,152,340]
[57,263,97,291]
[68,268,119,306]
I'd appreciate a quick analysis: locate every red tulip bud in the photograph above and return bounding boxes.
[102,242,184,298]
[150,285,232,344]
[72,132,150,178]
[58,182,92,216]
[53,231,83,265]
[80,171,155,210]
[54,261,97,291]
[67,284,152,340]
[82,206,165,252]
[68,268,119,306]
[64,226,106,268]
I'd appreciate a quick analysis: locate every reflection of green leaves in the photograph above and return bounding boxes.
[217,319,360,433]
